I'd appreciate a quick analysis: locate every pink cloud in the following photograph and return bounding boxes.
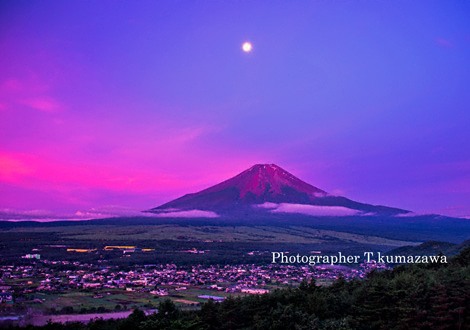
[0,75,60,113]
[0,75,50,96]
[0,74,266,214]
[0,150,261,202]
[20,97,61,112]
[0,151,186,193]
[0,154,33,179]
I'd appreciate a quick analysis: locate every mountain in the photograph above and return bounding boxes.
[386,239,470,257]
[148,164,409,216]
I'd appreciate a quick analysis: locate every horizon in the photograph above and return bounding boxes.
[1,1,470,219]
[1,162,468,221]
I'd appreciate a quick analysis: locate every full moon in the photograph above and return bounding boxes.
[242,41,253,53]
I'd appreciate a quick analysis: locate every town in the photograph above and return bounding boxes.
[0,252,388,315]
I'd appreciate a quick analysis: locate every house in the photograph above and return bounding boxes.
[241,288,270,294]
[22,254,40,260]
[0,292,13,304]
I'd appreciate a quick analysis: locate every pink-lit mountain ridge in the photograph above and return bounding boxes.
[149,164,409,217]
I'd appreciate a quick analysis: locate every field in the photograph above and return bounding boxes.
[0,221,420,266]
[33,290,156,313]
[5,224,416,245]
[14,286,243,326]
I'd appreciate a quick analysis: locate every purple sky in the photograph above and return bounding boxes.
[1,1,470,219]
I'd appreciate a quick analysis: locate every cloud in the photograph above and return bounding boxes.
[0,205,220,221]
[394,212,425,217]
[0,208,54,218]
[0,151,188,193]
[256,202,360,216]
[0,208,65,221]
[74,205,152,218]
[153,209,219,218]
[0,206,154,221]
[20,97,61,112]
[257,202,278,209]
[0,76,60,113]
[0,154,33,179]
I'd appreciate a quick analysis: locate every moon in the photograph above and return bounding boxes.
[242,41,253,53]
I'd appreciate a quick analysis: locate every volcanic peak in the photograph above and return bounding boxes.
[149,163,409,216]
[226,164,328,198]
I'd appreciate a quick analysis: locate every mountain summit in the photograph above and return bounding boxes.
[149,164,409,216]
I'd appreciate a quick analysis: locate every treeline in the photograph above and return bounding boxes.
[8,247,470,329]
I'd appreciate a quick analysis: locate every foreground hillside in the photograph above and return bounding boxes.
[9,247,469,329]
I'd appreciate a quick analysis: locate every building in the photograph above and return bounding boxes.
[0,292,13,304]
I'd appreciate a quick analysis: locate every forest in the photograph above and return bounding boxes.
[4,247,469,330]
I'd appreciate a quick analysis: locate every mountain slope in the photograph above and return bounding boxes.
[148,164,409,216]
[386,239,470,257]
